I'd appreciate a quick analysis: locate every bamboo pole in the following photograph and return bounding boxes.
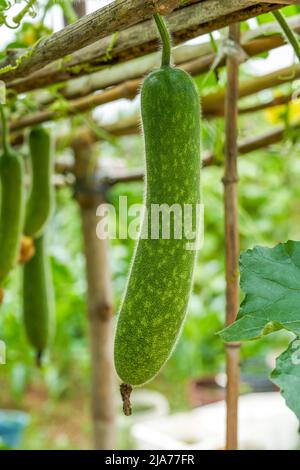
[203,63,300,116]
[11,99,298,154]
[54,116,298,178]
[0,0,183,82]
[32,12,300,103]
[73,137,116,450]
[239,93,292,115]
[9,62,300,133]
[223,23,241,451]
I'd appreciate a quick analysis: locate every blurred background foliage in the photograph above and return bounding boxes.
[1,114,298,447]
[0,3,300,449]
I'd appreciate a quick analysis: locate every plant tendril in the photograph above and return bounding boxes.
[153,13,172,67]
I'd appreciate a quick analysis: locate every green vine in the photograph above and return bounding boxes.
[53,32,119,79]
[153,13,172,67]
[12,0,37,25]
[104,32,118,62]
[64,62,106,76]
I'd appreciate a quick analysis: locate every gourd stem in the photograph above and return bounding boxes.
[12,0,37,26]
[0,105,10,155]
[154,13,171,67]
[273,11,300,63]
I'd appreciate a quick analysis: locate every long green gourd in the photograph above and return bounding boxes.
[23,234,55,364]
[0,105,25,288]
[24,126,54,238]
[114,14,201,408]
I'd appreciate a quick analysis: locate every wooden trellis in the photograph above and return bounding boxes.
[223,23,240,451]
[1,0,283,92]
[2,0,300,451]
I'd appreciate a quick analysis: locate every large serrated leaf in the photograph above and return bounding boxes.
[220,241,300,342]
[271,338,300,421]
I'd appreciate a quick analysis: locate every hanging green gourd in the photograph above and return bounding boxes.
[24,126,55,239]
[114,14,201,413]
[22,233,55,366]
[0,104,25,300]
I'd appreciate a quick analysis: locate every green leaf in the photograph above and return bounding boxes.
[220,241,300,342]
[271,337,300,421]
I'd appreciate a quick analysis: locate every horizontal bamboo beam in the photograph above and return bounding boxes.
[54,118,299,182]
[10,115,139,148]
[35,12,300,105]
[5,0,280,93]
[239,93,292,114]
[203,63,300,115]
[0,0,183,83]
[36,43,213,104]
[237,123,289,154]
[9,63,299,133]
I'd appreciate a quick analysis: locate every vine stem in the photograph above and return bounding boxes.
[12,0,37,25]
[273,10,300,63]
[0,105,10,155]
[153,13,171,67]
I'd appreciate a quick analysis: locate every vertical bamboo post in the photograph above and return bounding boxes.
[223,23,241,451]
[63,0,86,25]
[73,136,116,450]
[73,0,86,18]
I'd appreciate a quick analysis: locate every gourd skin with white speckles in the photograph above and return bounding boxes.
[114,66,201,386]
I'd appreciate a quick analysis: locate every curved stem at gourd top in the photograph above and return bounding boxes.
[154,13,172,67]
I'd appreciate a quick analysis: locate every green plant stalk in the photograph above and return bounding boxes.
[209,32,218,53]
[208,32,219,82]
[154,13,171,67]
[273,10,300,63]
[0,104,9,154]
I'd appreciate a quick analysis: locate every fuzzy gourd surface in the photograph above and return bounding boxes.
[24,127,54,238]
[23,234,55,358]
[114,66,201,386]
[0,146,24,284]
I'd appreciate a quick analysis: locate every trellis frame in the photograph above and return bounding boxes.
[2,0,300,451]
